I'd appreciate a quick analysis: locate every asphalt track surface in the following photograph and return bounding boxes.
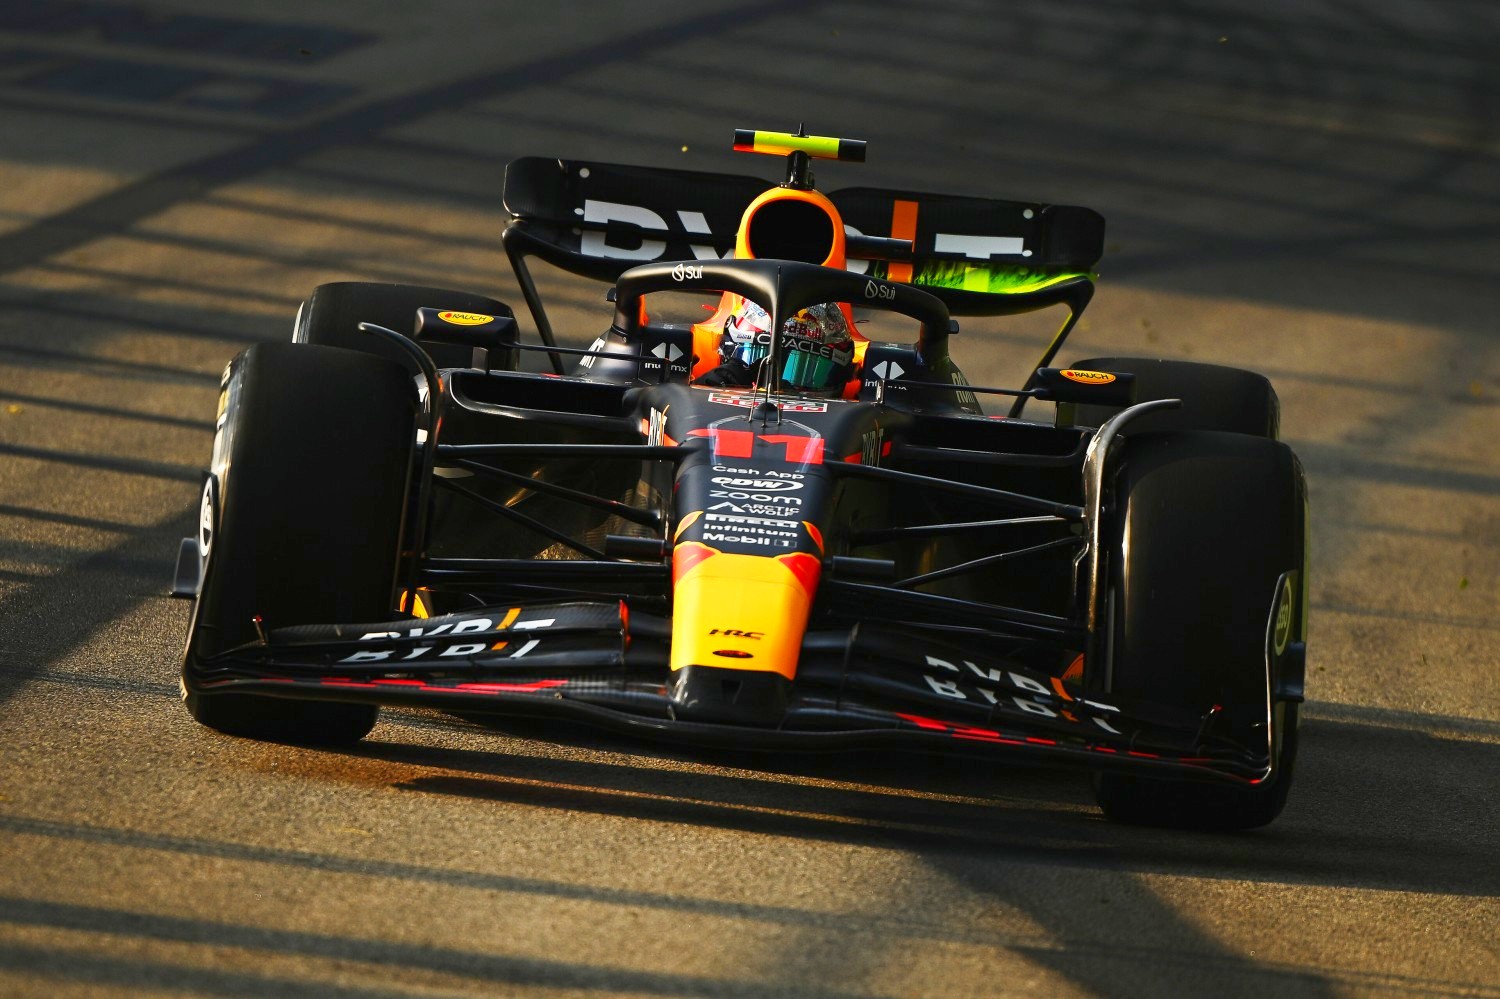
[0,1,1497,996]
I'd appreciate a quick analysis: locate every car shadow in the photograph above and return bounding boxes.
[335,705,1497,995]
[356,705,1499,900]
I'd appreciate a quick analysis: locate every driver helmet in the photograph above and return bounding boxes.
[720,299,855,393]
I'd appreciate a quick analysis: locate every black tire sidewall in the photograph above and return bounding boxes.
[1094,429,1307,829]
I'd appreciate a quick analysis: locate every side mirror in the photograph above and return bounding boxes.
[1031,367,1135,408]
[414,307,518,369]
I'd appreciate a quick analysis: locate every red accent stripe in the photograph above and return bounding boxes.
[775,551,822,595]
[757,434,824,464]
[896,712,948,731]
[686,427,754,458]
[312,677,568,694]
[713,428,755,458]
[672,542,719,582]
[450,680,567,693]
[955,733,1026,746]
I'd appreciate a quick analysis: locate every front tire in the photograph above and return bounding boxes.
[1092,430,1307,829]
[182,342,417,745]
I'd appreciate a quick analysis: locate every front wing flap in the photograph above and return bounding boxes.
[188,601,1272,784]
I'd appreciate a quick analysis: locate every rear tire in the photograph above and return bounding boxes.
[1092,430,1307,829]
[294,280,514,372]
[1058,356,1279,437]
[182,342,417,745]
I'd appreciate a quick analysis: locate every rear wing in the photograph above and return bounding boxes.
[830,185,1102,315]
[502,157,1103,379]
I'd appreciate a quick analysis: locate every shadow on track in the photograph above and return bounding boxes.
[347,708,1500,901]
[0,897,862,999]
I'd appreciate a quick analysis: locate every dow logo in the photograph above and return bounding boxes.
[710,477,803,492]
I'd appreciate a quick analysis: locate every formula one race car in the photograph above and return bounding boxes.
[173,129,1308,829]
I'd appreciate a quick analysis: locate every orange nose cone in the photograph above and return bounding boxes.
[670,551,818,681]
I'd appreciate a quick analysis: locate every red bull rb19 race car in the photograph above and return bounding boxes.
[173,129,1308,829]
